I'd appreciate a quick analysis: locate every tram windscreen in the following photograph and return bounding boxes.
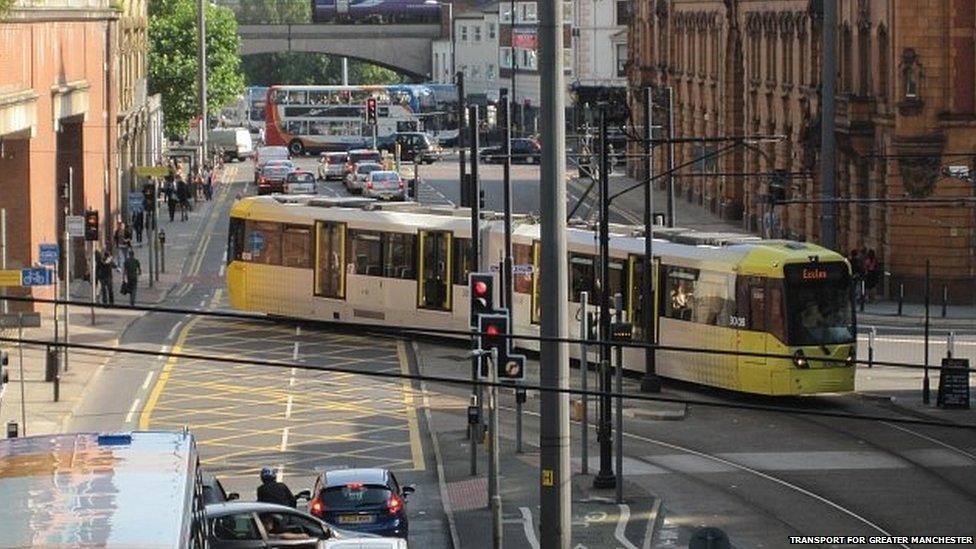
[784,263,855,346]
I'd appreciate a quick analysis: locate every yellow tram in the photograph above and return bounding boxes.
[226,196,856,395]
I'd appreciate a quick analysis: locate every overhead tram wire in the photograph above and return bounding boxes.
[1,332,973,431]
[2,295,973,374]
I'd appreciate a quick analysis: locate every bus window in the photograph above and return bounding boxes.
[315,221,345,299]
[418,231,452,310]
[228,217,244,263]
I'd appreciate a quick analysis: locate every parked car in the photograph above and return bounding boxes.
[206,501,379,549]
[344,162,384,194]
[257,161,294,195]
[209,127,254,162]
[362,171,406,201]
[308,469,415,538]
[285,171,317,194]
[377,132,442,164]
[318,152,350,181]
[481,138,542,164]
[254,145,291,180]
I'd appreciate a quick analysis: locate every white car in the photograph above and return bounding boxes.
[363,170,405,201]
[323,538,408,549]
[318,152,349,181]
[344,162,384,194]
[285,171,317,194]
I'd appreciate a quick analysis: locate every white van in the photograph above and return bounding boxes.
[209,127,253,161]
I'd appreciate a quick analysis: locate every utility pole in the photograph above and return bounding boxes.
[500,88,514,312]
[538,0,570,546]
[641,88,661,393]
[592,105,616,490]
[666,87,676,228]
[510,0,518,137]
[197,0,208,169]
[342,57,349,86]
[457,72,468,207]
[489,347,502,549]
[820,0,837,249]
[469,105,483,452]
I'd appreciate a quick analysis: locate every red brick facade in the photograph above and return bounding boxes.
[628,0,976,299]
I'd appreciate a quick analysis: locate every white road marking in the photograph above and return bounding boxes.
[615,504,640,549]
[289,367,296,387]
[141,371,155,390]
[285,395,293,420]
[276,464,285,482]
[166,322,181,341]
[125,398,141,424]
[642,498,662,549]
[198,299,206,308]
[218,264,225,277]
[519,507,541,549]
[296,326,301,337]
[293,341,300,361]
[280,427,289,452]
[222,250,228,263]
[158,345,170,361]
[859,335,976,346]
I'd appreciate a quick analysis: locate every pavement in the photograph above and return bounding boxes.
[0,163,234,437]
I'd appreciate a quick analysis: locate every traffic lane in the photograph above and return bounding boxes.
[415,342,976,547]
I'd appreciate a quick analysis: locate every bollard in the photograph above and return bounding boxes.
[897,284,904,316]
[158,230,167,273]
[5,421,17,439]
[941,284,948,318]
[44,346,58,383]
[868,327,876,368]
[860,279,866,312]
[53,372,60,403]
[947,331,955,358]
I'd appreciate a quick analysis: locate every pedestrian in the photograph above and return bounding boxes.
[114,221,131,267]
[132,210,144,246]
[193,169,204,202]
[864,249,880,302]
[204,166,214,201]
[256,467,297,508]
[96,250,115,305]
[176,177,190,221]
[122,250,141,307]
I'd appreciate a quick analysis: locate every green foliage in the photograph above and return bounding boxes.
[0,0,15,19]
[148,0,245,137]
[242,54,406,87]
[231,0,309,24]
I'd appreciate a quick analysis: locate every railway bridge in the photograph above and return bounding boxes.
[237,24,443,80]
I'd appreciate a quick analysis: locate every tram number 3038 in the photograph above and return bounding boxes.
[728,315,747,328]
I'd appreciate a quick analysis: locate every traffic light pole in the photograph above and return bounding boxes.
[593,105,616,490]
[641,88,660,393]
[489,347,502,549]
[469,105,483,458]
[500,88,514,314]
[456,72,468,207]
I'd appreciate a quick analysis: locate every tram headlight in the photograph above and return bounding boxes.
[793,350,809,369]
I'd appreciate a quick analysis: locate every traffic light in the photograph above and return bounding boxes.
[0,350,9,402]
[469,272,496,327]
[366,98,378,126]
[498,352,526,381]
[477,312,509,354]
[84,210,99,242]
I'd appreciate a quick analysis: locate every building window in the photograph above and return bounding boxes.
[615,0,630,26]
[488,22,496,39]
[474,25,482,42]
[563,48,573,74]
[615,43,628,77]
[500,5,512,24]
[487,63,496,80]
[563,1,573,24]
[460,25,468,41]
[500,47,513,69]
[519,2,537,24]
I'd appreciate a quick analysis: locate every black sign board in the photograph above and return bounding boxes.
[937,358,971,410]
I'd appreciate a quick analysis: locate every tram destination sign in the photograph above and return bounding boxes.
[937,357,971,409]
[784,262,848,284]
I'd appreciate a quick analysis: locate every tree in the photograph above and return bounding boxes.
[148,0,245,137]
[0,0,15,19]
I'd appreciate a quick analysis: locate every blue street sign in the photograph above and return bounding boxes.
[39,244,59,266]
[249,232,265,252]
[21,268,54,287]
[128,193,145,213]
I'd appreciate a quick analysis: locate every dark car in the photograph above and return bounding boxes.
[308,468,415,539]
[206,501,378,549]
[257,161,294,195]
[377,132,442,164]
[481,138,542,164]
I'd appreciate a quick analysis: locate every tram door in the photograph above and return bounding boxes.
[418,231,452,310]
[736,276,768,386]
[628,255,660,342]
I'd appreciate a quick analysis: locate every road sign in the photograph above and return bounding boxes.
[66,215,84,237]
[249,232,265,252]
[21,268,53,287]
[0,313,41,329]
[135,165,170,178]
[128,193,145,213]
[39,244,59,266]
[0,270,21,287]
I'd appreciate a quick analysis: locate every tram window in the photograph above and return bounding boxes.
[419,231,451,310]
[531,242,541,323]
[608,261,626,310]
[749,283,766,331]
[569,254,595,302]
[244,221,282,265]
[228,218,244,262]
[664,267,697,321]
[766,280,786,341]
[346,231,383,276]
[315,222,344,299]
[453,238,472,284]
[513,244,533,294]
[384,233,416,279]
[282,226,312,269]
[693,272,733,326]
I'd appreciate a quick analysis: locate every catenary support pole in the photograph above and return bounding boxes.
[539,0,571,545]
[457,72,468,207]
[820,0,837,249]
[489,348,502,549]
[501,88,514,314]
[641,87,660,393]
[923,260,930,404]
[64,168,72,374]
[593,105,616,490]
[197,0,208,168]
[614,293,624,504]
[579,291,589,474]
[666,87,676,228]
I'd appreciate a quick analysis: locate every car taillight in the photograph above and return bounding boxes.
[398,180,404,189]
[387,494,403,515]
[367,181,373,189]
[309,496,325,517]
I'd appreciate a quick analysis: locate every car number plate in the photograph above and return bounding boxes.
[338,514,374,524]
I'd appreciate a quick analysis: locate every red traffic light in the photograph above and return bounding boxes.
[485,324,500,336]
[473,280,488,296]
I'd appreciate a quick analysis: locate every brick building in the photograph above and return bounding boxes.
[0,0,120,310]
[627,0,976,298]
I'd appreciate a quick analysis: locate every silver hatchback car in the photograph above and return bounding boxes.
[362,170,405,201]
[345,162,384,194]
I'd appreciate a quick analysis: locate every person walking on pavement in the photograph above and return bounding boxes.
[165,177,178,222]
[176,177,190,221]
[203,165,214,201]
[113,221,132,267]
[132,210,144,246]
[256,467,297,508]
[95,249,115,305]
[122,250,141,307]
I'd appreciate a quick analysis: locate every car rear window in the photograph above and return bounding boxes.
[373,172,397,182]
[358,164,381,174]
[290,173,314,182]
[351,152,381,163]
[327,156,346,164]
[320,485,392,508]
